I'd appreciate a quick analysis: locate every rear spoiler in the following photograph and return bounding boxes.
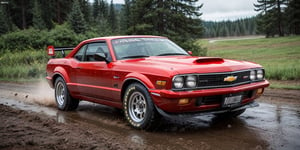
[47,45,75,58]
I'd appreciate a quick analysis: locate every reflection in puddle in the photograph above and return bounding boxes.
[242,102,300,150]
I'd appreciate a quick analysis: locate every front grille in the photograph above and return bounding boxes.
[197,70,251,89]
[195,95,222,106]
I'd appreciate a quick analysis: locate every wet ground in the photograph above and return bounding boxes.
[1,81,300,150]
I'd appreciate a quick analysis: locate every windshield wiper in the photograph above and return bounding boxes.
[157,53,187,56]
[121,55,150,59]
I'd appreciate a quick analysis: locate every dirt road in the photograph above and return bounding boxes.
[1,81,300,150]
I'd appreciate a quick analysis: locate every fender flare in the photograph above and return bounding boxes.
[52,66,71,85]
[123,72,155,89]
[120,72,155,101]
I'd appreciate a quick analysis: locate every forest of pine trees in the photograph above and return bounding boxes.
[203,17,257,38]
[0,0,206,55]
[254,0,300,37]
[0,0,121,35]
[0,0,299,51]
[0,0,204,38]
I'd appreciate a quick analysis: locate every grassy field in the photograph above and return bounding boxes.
[1,36,300,89]
[0,50,48,81]
[198,36,300,89]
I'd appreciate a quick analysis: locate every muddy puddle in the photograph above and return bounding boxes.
[1,82,300,150]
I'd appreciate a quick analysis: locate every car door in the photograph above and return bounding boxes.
[72,42,114,101]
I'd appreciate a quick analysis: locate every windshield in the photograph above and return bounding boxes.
[111,37,188,60]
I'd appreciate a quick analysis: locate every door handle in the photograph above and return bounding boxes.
[75,67,82,69]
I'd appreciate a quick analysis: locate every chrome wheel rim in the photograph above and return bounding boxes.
[56,82,65,106]
[128,91,147,123]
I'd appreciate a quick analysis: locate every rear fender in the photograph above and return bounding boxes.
[53,66,70,85]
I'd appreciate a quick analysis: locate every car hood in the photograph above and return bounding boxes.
[118,56,262,75]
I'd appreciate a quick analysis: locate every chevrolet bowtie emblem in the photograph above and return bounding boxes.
[224,76,237,82]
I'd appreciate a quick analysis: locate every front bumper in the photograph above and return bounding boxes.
[149,80,269,113]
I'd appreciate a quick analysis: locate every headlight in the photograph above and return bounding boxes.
[186,75,197,88]
[250,70,256,81]
[250,69,264,81]
[173,76,184,88]
[257,69,264,80]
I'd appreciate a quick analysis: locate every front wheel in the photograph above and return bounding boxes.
[123,83,160,130]
[54,77,79,111]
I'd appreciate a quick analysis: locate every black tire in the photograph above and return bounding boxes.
[216,109,246,118]
[123,83,160,130]
[54,77,79,111]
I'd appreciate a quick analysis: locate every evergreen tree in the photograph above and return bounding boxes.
[239,19,247,36]
[254,0,288,37]
[127,0,204,55]
[10,0,31,29]
[0,5,9,35]
[128,0,203,41]
[92,0,112,35]
[99,0,108,18]
[68,0,87,34]
[93,0,100,20]
[120,0,131,33]
[234,21,241,36]
[32,0,46,30]
[108,0,117,32]
[286,0,300,34]
[60,0,73,24]
[79,0,91,23]
[127,0,153,34]
[202,17,257,38]
[95,17,112,36]
[36,0,73,28]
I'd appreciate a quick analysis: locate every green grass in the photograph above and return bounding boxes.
[200,36,300,80]
[1,36,300,85]
[0,49,48,80]
[269,83,300,90]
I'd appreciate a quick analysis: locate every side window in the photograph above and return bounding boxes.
[85,42,111,62]
[74,45,87,61]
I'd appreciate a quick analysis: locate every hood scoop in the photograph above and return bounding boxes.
[193,57,224,64]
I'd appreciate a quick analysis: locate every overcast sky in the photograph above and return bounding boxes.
[200,0,258,21]
[110,0,258,21]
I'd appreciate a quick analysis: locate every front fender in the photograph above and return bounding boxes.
[124,72,155,89]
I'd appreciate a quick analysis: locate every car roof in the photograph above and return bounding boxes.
[84,35,167,42]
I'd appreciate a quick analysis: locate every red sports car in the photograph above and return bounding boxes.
[46,35,269,130]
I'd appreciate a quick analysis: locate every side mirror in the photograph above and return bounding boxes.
[188,51,193,55]
[94,53,110,64]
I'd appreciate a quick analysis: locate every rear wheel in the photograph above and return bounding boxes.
[123,83,160,130]
[54,77,79,111]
